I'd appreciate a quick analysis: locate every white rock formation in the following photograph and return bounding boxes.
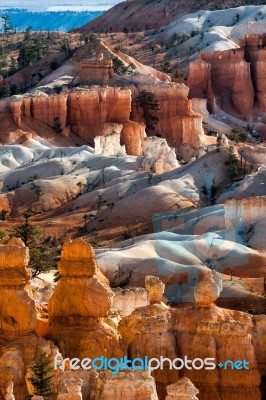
[94,123,126,155]
[166,378,199,400]
[220,134,229,146]
[142,137,178,174]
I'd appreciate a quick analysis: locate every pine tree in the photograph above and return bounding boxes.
[11,211,41,246]
[11,212,53,277]
[136,90,160,134]
[1,15,13,35]
[29,352,55,398]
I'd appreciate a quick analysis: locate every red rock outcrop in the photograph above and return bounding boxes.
[3,82,204,159]
[118,274,266,400]
[248,49,266,114]
[188,50,254,117]
[80,52,114,85]
[0,238,38,399]
[47,238,122,360]
[188,35,266,118]
[119,303,179,398]
[121,121,145,156]
[166,378,199,400]
[131,83,204,154]
[67,88,131,140]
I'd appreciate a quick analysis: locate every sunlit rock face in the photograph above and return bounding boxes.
[47,238,122,361]
[4,80,204,161]
[119,303,179,397]
[121,121,146,156]
[0,238,38,399]
[145,275,165,304]
[117,270,265,400]
[188,51,254,117]
[224,196,266,225]
[93,370,159,400]
[172,305,263,400]
[166,378,199,400]
[194,270,223,307]
[131,83,204,156]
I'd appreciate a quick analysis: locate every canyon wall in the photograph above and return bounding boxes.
[131,84,204,154]
[188,36,266,118]
[188,50,254,117]
[4,82,204,158]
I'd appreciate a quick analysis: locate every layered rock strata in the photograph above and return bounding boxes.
[47,238,122,360]
[188,36,266,118]
[4,82,204,158]
[119,274,265,400]
[0,238,38,399]
[131,84,204,156]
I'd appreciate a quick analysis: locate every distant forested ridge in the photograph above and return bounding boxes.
[0,9,102,32]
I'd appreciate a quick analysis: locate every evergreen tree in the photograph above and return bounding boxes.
[24,26,32,42]
[1,15,13,35]
[12,211,41,246]
[0,84,11,98]
[9,57,17,74]
[29,352,55,398]
[111,55,127,75]
[30,244,51,278]
[18,44,41,68]
[10,83,21,95]
[136,90,160,134]
[11,212,53,277]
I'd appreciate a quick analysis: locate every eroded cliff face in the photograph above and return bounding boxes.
[0,237,266,399]
[3,82,204,158]
[131,84,204,154]
[188,50,254,117]
[188,36,266,119]
[224,196,266,226]
[119,272,266,400]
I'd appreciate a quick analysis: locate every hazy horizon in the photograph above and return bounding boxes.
[0,0,123,12]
